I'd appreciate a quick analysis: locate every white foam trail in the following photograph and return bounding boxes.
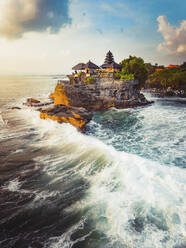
[44,218,91,248]
[0,112,8,127]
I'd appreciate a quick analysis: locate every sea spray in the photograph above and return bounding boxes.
[19,107,186,248]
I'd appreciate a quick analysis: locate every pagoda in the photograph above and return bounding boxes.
[101,51,121,72]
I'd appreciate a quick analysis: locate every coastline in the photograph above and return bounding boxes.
[1,76,186,247]
[24,77,153,132]
[143,88,186,98]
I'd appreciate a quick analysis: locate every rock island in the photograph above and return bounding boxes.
[27,51,152,131]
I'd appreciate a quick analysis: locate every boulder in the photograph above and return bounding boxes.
[11,107,21,110]
[49,93,54,99]
[27,98,40,104]
[40,105,93,131]
[24,98,53,107]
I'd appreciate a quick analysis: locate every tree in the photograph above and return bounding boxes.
[145,63,155,75]
[120,73,134,81]
[104,51,114,64]
[148,70,186,90]
[180,62,186,70]
[86,76,95,84]
[120,56,148,88]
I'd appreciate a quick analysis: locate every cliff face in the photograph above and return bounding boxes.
[38,78,152,131]
[52,80,149,110]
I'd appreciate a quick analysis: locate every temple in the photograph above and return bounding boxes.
[72,60,99,77]
[72,51,121,78]
[37,51,151,131]
[101,51,121,72]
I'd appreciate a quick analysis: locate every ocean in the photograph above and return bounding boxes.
[0,76,186,248]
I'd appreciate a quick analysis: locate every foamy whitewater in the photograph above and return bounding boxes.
[0,76,186,248]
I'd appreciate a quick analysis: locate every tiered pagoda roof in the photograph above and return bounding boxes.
[101,51,121,69]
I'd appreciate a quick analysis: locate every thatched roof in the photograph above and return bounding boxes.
[101,62,121,69]
[85,60,100,69]
[72,63,85,70]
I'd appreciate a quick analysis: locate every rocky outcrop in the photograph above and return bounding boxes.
[40,105,92,132]
[52,80,151,110]
[143,88,186,98]
[25,76,152,131]
[11,107,21,110]
[27,98,40,104]
[24,98,53,107]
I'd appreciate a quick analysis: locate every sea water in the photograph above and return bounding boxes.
[0,76,186,248]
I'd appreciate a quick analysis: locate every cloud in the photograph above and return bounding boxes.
[0,0,71,39]
[157,15,186,57]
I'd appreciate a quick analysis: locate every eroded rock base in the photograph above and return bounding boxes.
[40,105,93,132]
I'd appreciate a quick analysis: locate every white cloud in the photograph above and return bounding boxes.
[0,0,71,39]
[157,15,186,57]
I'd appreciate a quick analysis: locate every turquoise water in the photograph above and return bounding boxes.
[87,97,186,168]
[0,77,186,248]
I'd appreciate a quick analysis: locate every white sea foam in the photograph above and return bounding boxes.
[4,178,22,192]
[44,218,91,248]
[21,107,186,247]
[0,112,8,127]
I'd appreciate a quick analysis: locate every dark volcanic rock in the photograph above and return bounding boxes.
[53,80,152,110]
[40,105,93,132]
[24,98,53,107]
[143,88,186,98]
[11,107,21,110]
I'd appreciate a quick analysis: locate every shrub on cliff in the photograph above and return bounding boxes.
[120,56,148,88]
[86,76,95,84]
[78,71,83,77]
[120,73,134,81]
[114,72,134,81]
[114,72,121,80]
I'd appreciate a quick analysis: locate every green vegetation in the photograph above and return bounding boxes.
[86,76,95,84]
[78,71,83,77]
[115,55,186,90]
[114,56,147,85]
[120,56,148,87]
[114,72,121,80]
[114,71,134,81]
[147,69,186,90]
[120,73,134,81]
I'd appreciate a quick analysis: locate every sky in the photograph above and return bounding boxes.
[0,0,185,75]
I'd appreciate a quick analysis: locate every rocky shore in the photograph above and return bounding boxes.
[24,76,153,131]
[143,88,186,98]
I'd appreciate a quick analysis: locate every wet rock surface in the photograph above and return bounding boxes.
[11,107,21,110]
[40,105,93,132]
[24,98,53,107]
[143,88,186,98]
